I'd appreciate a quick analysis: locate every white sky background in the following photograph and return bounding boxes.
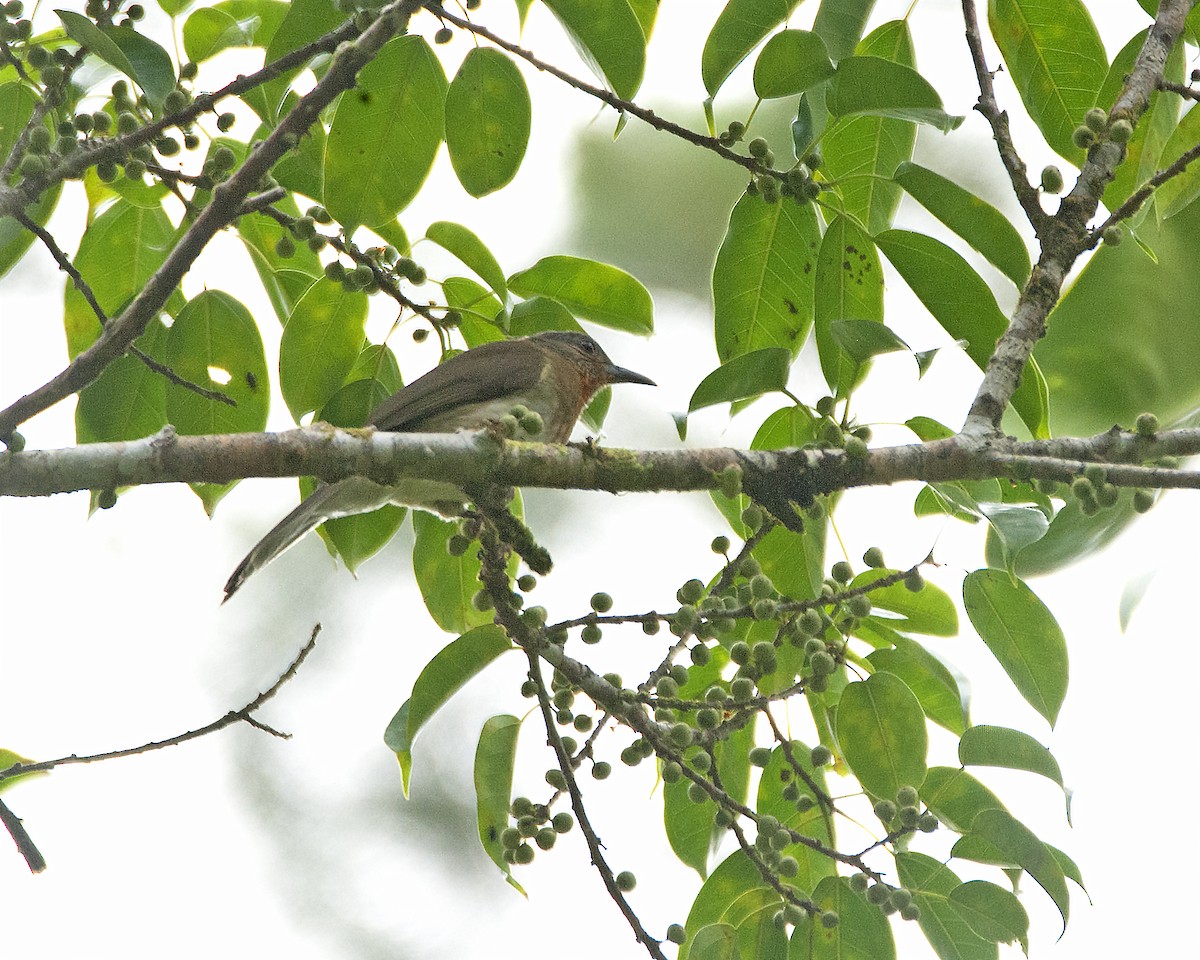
[1,1,1197,958]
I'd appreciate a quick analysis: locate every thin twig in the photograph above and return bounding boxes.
[960,0,1050,233]
[13,210,236,408]
[0,625,319,784]
[424,2,776,181]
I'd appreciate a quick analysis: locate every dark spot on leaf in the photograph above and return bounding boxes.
[846,244,859,255]
[843,260,852,270]
[783,297,798,314]
[803,262,812,274]
[358,91,371,105]
[245,371,258,390]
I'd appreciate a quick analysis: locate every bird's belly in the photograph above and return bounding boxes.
[324,475,466,519]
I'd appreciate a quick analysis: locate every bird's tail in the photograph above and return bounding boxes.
[223,484,343,603]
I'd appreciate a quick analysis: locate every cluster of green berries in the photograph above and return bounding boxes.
[497,403,546,440]
[0,3,33,44]
[1072,106,1133,151]
[812,395,873,459]
[717,119,746,146]
[852,873,922,921]
[498,795,574,865]
[873,784,938,836]
[771,903,833,932]
[1070,460,1157,515]
[81,0,143,27]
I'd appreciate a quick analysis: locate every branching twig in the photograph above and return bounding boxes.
[960,0,1050,233]
[13,210,237,408]
[424,3,776,180]
[0,624,319,874]
[962,0,1195,433]
[0,798,46,874]
[0,624,319,785]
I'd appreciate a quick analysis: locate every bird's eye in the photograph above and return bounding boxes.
[581,339,598,355]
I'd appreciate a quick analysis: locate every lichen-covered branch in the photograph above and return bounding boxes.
[962,0,1195,433]
[4,424,1199,501]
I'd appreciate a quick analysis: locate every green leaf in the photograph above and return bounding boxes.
[959,724,1064,792]
[313,377,406,571]
[876,229,1049,438]
[164,291,269,513]
[809,875,897,960]
[164,291,268,437]
[814,215,884,396]
[963,570,1068,727]
[444,48,531,198]
[57,12,176,108]
[920,766,1005,834]
[955,808,1070,932]
[508,296,581,336]
[406,625,512,765]
[688,348,791,413]
[829,319,908,364]
[1036,201,1200,435]
[701,0,801,99]
[426,221,508,301]
[412,512,494,634]
[821,20,916,235]
[980,503,1050,575]
[542,0,646,100]
[688,924,742,960]
[712,192,820,362]
[474,714,526,893]
[1155,94,1200,220]
[756,742,836,893]
[0,83,60,280]
[868,638,968,735]
[949,881,1030,952]
[0,748,47,794]
[237,200,323,325]
[182,0,288,62]
[258,0,345,120]
[1119,570,1155,633]
[665,723,753,879]
[279,277,367,421]
[893,162,1031,286]
[896,852,999,960]
[0,179,58,281]
[64,200,179,359]
[678,853,757,960]
[987,0,1107,163]
[383,700,413,794]
[811,0,874,62]
[752,30,833,99]
[508,255,653,334]
[76,320,169,446]
[324,36,447,232]
[829,56,963,131]
[835,672,927,800]
[850,569,959,636]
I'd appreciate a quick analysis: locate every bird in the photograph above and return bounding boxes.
[223,330,655,601]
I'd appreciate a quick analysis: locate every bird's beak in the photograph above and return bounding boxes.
[603,362,656,387]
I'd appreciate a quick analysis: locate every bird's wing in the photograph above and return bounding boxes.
[367,339,548,432]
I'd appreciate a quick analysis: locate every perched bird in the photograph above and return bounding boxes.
[223,331,654,601]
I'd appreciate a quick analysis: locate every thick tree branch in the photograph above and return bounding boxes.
[962,0,1195,434]
[5,425,1197,509]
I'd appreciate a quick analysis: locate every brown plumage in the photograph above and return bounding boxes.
[223,331,653,601]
